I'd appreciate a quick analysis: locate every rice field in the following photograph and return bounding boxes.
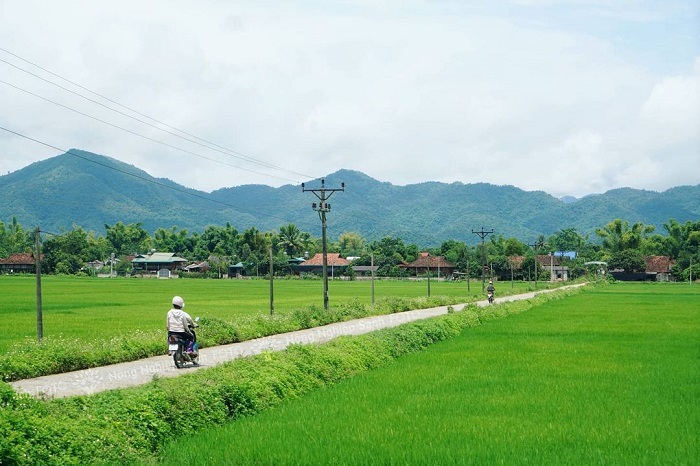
[154,283,700,465]
[0,274,536,352]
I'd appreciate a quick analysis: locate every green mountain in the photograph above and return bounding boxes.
[1,150,698,246]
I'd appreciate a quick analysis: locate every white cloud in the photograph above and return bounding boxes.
[0,1,698,198]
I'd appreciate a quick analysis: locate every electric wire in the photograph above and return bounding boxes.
[0,78,300,184]
[0,125,297,224]
[0,55,312,179]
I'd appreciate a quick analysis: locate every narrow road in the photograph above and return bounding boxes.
[10,285,584,399]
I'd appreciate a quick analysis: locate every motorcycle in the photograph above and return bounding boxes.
[487,291,494,304]
[168,317,200,368]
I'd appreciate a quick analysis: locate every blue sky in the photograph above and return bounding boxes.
[1,0,698,198]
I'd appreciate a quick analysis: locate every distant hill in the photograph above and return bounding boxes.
[559,196,578,204]
[1,150,698,246]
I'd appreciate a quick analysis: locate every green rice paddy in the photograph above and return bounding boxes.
[154,283,699,465]
[0,275,534,352]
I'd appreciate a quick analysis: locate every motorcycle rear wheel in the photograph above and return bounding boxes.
[173,349,185,369]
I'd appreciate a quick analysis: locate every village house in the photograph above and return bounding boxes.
[130,252,188,276]
[644,255,674,281]
[0,252,43,273]
[401,253,456,279]
[507,254,569,281]
[297,253,349,277]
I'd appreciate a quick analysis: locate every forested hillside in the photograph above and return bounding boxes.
[1,150,698,245]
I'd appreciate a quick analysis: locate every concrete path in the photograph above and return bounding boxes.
[10,285,584,399]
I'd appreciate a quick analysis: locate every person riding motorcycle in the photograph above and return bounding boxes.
[166,295,195,354]
[487,280,495,302]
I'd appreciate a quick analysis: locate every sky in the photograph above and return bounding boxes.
[1,0,698,198]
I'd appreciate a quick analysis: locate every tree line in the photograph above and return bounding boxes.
[0,217,698,281]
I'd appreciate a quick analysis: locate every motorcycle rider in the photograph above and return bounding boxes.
[166,295,195,355]
[487,280,495,300]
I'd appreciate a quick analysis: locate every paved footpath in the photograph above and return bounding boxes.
[10,285,585,399]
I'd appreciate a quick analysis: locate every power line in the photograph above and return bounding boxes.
[0,47,315,181]
[0,78,300,184]
[0,124,297,224]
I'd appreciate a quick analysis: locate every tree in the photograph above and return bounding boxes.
[352,236,417,276]
[609,249,646,273]
[194,224,237,260]
[549,228,587,255]
[153,226,195,256]
[337,231,365,257]
[595,219,654,253]
[0,217,32,257]
[277,224,311,257]
[238,227,269,276]
[42,227,91,274]
[104,222,151,255]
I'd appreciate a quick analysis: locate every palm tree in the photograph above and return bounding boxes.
[278,224,308,257]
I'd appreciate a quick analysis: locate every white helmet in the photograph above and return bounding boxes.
[172,296,185,308]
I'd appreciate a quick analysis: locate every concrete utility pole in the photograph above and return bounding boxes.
[34,227,43,342]
[269,242,274,316]
[302,179,345,310]
[528,239,544,290]
[472,227,494,292]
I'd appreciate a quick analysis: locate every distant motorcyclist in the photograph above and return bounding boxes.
[167,295,195,353]
[487,280,495,303]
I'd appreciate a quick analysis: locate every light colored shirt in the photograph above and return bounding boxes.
[166,308,194,333]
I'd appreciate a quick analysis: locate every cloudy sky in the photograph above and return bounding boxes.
[1,0,698,198]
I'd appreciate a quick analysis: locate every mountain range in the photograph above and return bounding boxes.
[1,150,698,246]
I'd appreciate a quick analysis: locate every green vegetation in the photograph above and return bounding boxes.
[0,275,550,381]
[155,283,699,465]
[2,152,699,245]
[0,285,580,465]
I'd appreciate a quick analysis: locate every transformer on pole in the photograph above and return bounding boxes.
[302,179,345,310]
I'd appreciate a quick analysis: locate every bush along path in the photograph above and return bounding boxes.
[10,284,585,399]
[0,285,587,466]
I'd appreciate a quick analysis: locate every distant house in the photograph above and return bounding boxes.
[85,260,104,270]
[352,265,380,277]
[401,253,455,279]
[228,261,246,278]
[184,261,209,272]
[297,253,349,276]
[537,254,569,281]
[645,255,674,282]
[0,253,43,273]
[131,252,188,274]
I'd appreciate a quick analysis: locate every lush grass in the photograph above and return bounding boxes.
[1,288,560,465]
[0,275,537,352]
[0,275,552,381]
[155,283,700,465]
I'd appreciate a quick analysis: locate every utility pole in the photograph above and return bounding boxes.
[371,251,375,306]
[269,242,274,315]
[302,179,345,310]
[427,255,432,297]
[34,227,43,342]
[528,239,544,290]
[472,227,494,292]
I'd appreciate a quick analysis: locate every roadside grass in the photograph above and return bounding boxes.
[155,283,699,465]
[0,275,550,380]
